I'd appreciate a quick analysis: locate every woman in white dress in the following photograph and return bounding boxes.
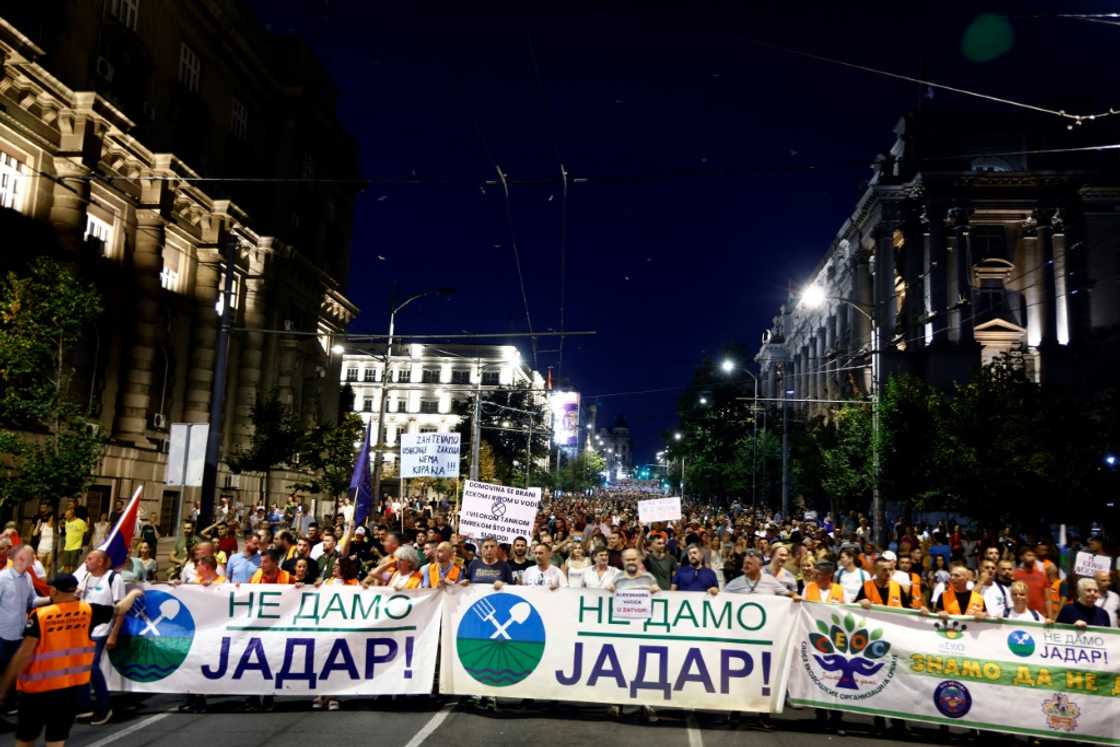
[707,535,725,589]
[34,513,55,574]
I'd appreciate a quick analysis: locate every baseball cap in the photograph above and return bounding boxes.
[881,550,898,562]
[355,527,367,536]
[49,573,78,592]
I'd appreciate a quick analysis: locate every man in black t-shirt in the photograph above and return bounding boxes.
[507,537,534,584]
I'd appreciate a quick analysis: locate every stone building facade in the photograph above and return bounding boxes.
[755,113,1120,416]
[0,3,359,532]
[341,343,546,471]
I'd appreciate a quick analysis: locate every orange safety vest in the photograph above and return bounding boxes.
[250,569,292,584]
[428,562,461,588]
[399,571,422,589]
[1049,579,1062,609]
[863,579,903,608]
[17,601,96,693]
[909,573,923,609]
[804,582,845,603]
[942,587,985,615]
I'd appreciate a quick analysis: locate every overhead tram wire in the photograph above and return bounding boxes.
[494,165,539,369]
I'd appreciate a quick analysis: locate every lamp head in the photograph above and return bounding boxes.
[800,284,827,309]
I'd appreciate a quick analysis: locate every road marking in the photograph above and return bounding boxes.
[403,702,455,747]
[83,713,170,747]
[686,714,703,747]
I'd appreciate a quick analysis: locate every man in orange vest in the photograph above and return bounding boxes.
[855,557,911,609]
[897,554,924,609]
[802,560,845,603]
[249,549,291,585]
[935,562,988,618]
[0,573,141,746]
[419,542,461,588]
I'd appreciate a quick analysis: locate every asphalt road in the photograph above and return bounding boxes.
[15,694,1021,747]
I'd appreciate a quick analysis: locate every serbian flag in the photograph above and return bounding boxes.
[99,485,143,569]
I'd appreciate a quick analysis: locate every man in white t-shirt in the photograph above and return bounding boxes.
[74,549,126,724]
[835,548,870,603]
[521,543,567,589]
[1095,570,1119,627]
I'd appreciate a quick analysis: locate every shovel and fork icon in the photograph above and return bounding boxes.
[473,598,531,639]
[130,598,182,637]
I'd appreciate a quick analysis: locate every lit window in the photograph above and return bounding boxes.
[230,98,248,140]
[345,368,359,382]
[214,270,240,315]
[84,213,113,255]
[159,267,179,290]
[0,152,26,212]
[397,368,411,383]
[178,43,200,93]
[108,0,140,30]
[363,369,375,382]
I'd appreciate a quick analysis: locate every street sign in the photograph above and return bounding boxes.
[166,423,208,487]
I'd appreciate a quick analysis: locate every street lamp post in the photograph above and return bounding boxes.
[800,284,882,546]
[370,288,454,512]
[721,358,759,510]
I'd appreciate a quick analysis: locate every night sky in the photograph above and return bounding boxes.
[248,1,1118,464]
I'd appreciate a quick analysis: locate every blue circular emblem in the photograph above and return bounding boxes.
[456,593,545,687]
[1007,629,1036,657]
[933,680,972,719]
[108,589,196,682]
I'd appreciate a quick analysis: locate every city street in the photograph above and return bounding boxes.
[57,695,982,747]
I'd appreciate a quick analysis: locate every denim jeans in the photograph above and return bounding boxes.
[79,636,110,715]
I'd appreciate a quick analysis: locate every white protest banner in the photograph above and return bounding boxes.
[105,586,441,695]
[399,432,461,479]
[1073,551,1112,578]
[788,602,1120,744]
[458,480,541,544]
[441,586,797,712]
[613,589,652,619]
[638,496,681,524]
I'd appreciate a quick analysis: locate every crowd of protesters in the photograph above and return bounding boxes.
[1,489,1115,742]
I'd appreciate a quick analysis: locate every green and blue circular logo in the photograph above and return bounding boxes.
[456,593,545,687]
[108,589,195,682]
[1007,630,1035,657]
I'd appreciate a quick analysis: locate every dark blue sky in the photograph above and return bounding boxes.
[250,1,1118,464]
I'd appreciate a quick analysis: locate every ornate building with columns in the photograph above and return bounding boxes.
[0,4,359,532]
[755,112,1120,416]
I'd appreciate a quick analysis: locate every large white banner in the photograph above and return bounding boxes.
[638,496,681,524]
[440,586,797,712]
[458,480,541,544]
[399,432,461,479]
[106,586,442,695]
[788,602,1120,744]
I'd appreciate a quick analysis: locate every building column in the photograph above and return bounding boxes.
[873,226,897,356]
[112,207,164,445]
[276,337,299,406]
[924,206,949,345]
[1033,209,1060,347]
[946,208,975,345]
[183,249,220,423]
[48,158,90,255]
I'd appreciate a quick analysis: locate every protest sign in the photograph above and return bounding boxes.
[788,602,1120,744]
[638,496,682,524]
[105,586,441,695]
[613,589,652,619]
[399,432,461,478]
[441,586,797,711]
[458,480,542,544]
[1073,551,1112,578]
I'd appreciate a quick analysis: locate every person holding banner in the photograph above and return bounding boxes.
[671,544,719,594]
[521,543,567,589]
[933,562,988,618]
[420,542,462,588]
[725,549,797,597]
[855,557,911,610]
[1004,581,1049,622]
[387,546,423,590]
[572,547,621,590]
[1094,569,1118,626]
[249,549,291,585]
[802,559,844,603]
[606,549,659,593]
[1056,577,1110,628]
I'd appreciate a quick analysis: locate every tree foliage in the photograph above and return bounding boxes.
[290,412,364,499]
[453,385,550,487]
[556,451,606,493]
[0,258,105,509]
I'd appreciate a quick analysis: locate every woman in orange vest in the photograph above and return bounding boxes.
[0,573,141,745]
[321,557,361,586]
[802,560,845,603]
[387,546,423,590]
[935,563,988,617]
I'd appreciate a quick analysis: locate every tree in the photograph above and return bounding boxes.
[226,390,305,501]
[290,413,364,501]
[815,404,873,518]
[0,258,104,512]
[557,451,606,493]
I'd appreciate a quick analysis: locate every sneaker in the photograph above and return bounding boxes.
[76,711,94,721]
[327,699,340,711]
[312,697,323,711]
[643,706,658,724]
[91,710,113,726]
[608,705,621,719]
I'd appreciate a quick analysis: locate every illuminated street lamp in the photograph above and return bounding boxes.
[674,432,682,441]
[720,358,735,373]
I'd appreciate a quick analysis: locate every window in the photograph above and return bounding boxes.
[362,398,373,412]
[970,225,1009,262]
[84,214,113,255]
[345,368,359,382]
[451,369,470,385]
[422,368,440,384]
[178,43,200,93]
[0,152,26,212]
[159,267,179,290]
[388,397,400,413]
[397,368,411,383]
[215,270,239,313]
[420,399,439,414]
[230,98,248,140]
[481,370,500,386]
[363,368,376,382]
[108,0,139,29]
[419,425,438,434]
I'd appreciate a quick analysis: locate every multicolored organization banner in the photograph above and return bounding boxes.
[787,602,1120,745]
[440,586,797,711]
[105,586,442,695]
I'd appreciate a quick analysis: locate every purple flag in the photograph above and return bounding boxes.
[350,419,373,527]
